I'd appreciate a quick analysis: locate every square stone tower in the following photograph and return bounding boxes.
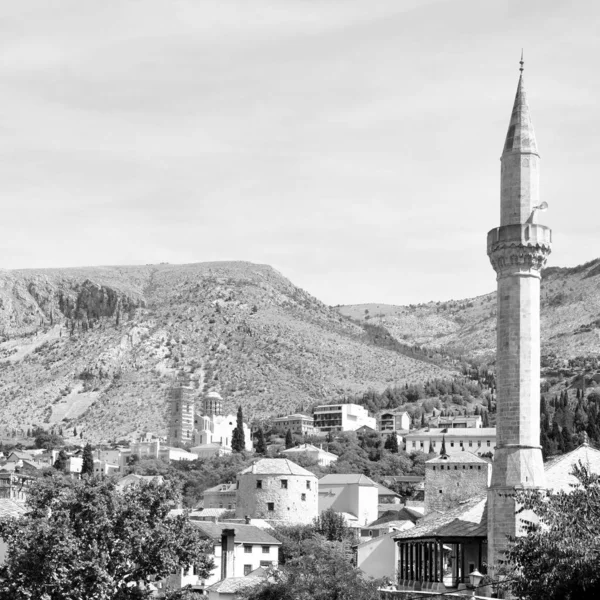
[486,58,552,572]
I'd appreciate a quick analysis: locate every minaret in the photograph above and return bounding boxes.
[486,56,552,571]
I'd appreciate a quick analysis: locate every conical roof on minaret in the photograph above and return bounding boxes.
[502,58,538,155]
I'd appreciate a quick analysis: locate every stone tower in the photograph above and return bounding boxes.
[167,384,195,447]
[486,58,552,571]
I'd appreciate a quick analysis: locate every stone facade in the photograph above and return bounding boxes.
[487,64,551,572]
[235,458,318,525]
[424,454,491,515]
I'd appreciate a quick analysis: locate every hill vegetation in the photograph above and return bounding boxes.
[0,262,455,441]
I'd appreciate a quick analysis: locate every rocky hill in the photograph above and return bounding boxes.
[339,258,600,363]
[0,262,456,441]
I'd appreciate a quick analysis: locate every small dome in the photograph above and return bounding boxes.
[206,391,223,400]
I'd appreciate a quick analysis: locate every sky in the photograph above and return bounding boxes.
[0,0,598,306]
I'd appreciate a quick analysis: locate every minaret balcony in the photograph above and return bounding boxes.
[487,223,552,277]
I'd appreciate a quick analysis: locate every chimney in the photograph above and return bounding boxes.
[221,528,235,580]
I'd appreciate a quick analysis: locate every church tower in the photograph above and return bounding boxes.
[486,57,552,570]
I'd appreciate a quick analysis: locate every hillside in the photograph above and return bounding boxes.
[0,262,456,441]
[339,258,600,362]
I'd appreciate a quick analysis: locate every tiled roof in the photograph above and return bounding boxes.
[319,474,377,487]
[191,522,281,545]
[238,458,316,477]
[393,496,487,541]
[202,483,237,494]
[0,498,26,518]
[427,452,490,465]
[376,483,400,496]
[545,443,600,493]
[281,444,337,458]
[206,576,263,594]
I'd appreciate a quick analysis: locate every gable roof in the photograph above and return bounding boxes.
[393,496,487,541]
[191,522,281,545]
[238,458,316,477]
[206,576,263,594]
[281,444,336,458]
[0,498,27,518]
[319,473,377,487]
[545,443,600,493]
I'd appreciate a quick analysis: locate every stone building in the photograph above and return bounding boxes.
[486,56,552,572]
[167,384,195,447]
[424,453,491,515]
[235,458,318,525]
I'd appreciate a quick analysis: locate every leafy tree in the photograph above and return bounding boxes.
[81,443,94,476]
[53,449,68,472]
[313,508,350,542]
[73,426,77,437]
[231,406,245,452]
[285,429,294,450]
[35,432,64,450]
[243,538,380,600]
[504,463,600,600]
[0,475,214,600]
[255,428,267,455]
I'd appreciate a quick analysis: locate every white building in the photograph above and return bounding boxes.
[403,427,497,456]
[281,443,338,466]
[427,415,482,429]
[313,403,376,433]
[194,413,253,452]
[318,473,379,527]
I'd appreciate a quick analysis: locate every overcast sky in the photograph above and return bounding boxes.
[1,0,598,306]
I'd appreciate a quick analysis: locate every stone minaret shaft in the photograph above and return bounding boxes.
[486,63,552,570]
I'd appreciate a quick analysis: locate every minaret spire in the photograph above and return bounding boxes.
[520,49,524,73]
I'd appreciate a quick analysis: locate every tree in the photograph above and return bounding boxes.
[0,475,214,600]
[81,443,94,476]
[53,449,68,472]
[243,538,380,600]
[313,508,350,542]
[440,436,447,456]
[73,426,78,437]
[255,428,267,455]
[504,463,600,600]
[285,429,294,450]
[231,406,245,452]
[35,432,64,450]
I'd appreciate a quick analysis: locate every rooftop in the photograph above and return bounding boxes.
[319,473,378,487]
[393,495,487,542]
[426,452,490,465]
[0,498,27,519]
[404,427,496,438]
[191,522,281,545]
[238,458,316,477]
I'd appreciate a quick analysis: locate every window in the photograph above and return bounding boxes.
[450,442,454,447]
[262,546,270,554]
[459,441,463,446]
[306,480,311,490]
[267,502,274,512]
[478,441,482,447]
[260,561,272,568]
[412,442,416,448]
[244,565,252,576]
[244,545,252,554]
[301,493,306,501]
[469,441,472,447]
[432,466,436,471]
[487,440,491,447]
[439,489,443,494]
[257,480,263,489]
[281,479,288,489]
[419,442,424,448]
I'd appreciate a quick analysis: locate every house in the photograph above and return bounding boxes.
[356,528,412,582]
[318,473,379,526]
[378,411,411,433]
[313,403,376,433]
[164,523,281,592]
[403,428,497,456]
[281,443,338,466]
[205,571,266,600]
[272,413,316,436]
[0,498,26,564]
[92,459,119,477]
[0,472,33,502]
[202,483,237,511]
